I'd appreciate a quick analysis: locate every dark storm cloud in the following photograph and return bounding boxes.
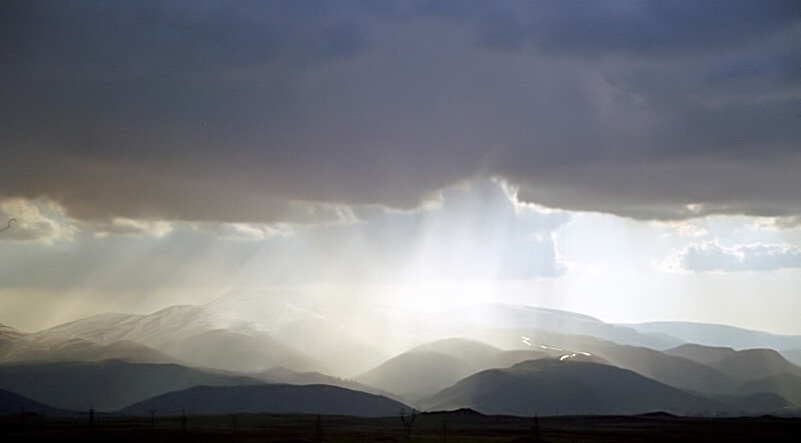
[474,1,801,55]
[2,0,800,223]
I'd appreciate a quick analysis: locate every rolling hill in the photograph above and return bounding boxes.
[354,338,555,402]
[119,384,410,417]
[253,366,404,402]
[666,345,801,382]
[420,359,761,416]
[734,372,801,406]
[0,388,74,417]
[0,360,261,412]
[584,344,738,395]
[356,350,475,402]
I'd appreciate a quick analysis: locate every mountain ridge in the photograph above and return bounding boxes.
[119,383,411,417]
[420,359,786,416]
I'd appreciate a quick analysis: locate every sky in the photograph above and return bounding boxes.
[1,0,801,334]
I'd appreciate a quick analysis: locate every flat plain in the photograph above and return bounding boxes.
[3,411,801,442]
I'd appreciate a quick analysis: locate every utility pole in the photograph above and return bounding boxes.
[181,409,187,438]
[399,408,417,442]
[89,405,95,438]
[314,414,323,443]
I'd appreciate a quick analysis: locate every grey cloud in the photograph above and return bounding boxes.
[518,1,799,56]
[670,241,801,272]
[0,198,77,242]
[771,216,801,230]
[189,222,294,241]
[92,218,174,238]
[376,1,800,55]
[0,180,570,295]
[513,155,801,221]
[1,0,800,223]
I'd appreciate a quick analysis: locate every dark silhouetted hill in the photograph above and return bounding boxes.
[255,366,404,402]
[0,388,74,417]
[119,384,410,417]
[355,337,555,401]
[0,360,261,411]
[587,344,737,395]
[420,359,722,416]
[481,333,738,395]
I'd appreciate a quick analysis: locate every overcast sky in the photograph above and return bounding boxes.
[2,1,801,334]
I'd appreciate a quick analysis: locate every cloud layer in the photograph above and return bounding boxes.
[668,241,801,272]
[2,1,800,223]
[0,180,570,296]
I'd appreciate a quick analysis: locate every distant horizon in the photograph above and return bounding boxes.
[4,285,801,339]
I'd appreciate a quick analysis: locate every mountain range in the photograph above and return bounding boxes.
[2,289,801,418]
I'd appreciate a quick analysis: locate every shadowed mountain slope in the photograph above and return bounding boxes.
[0,360,261,412]
[663,344,740,366]
[32,303,327,373]
[356,351,473,402]
[254,366,405,403]
[161,328,325,373]
[30,293,379,375]
[0,388,74,417]
[420,359,728,416]
[355,338,555,402]
[0,323,26,342]
[1,336,180,365]
[203,290,391,375]
[734,372,801,406]
[33,307,214,348]
[666,345,801,382]
[119,384,410,417]
[586,344,737,395]
[477,330,737,396]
